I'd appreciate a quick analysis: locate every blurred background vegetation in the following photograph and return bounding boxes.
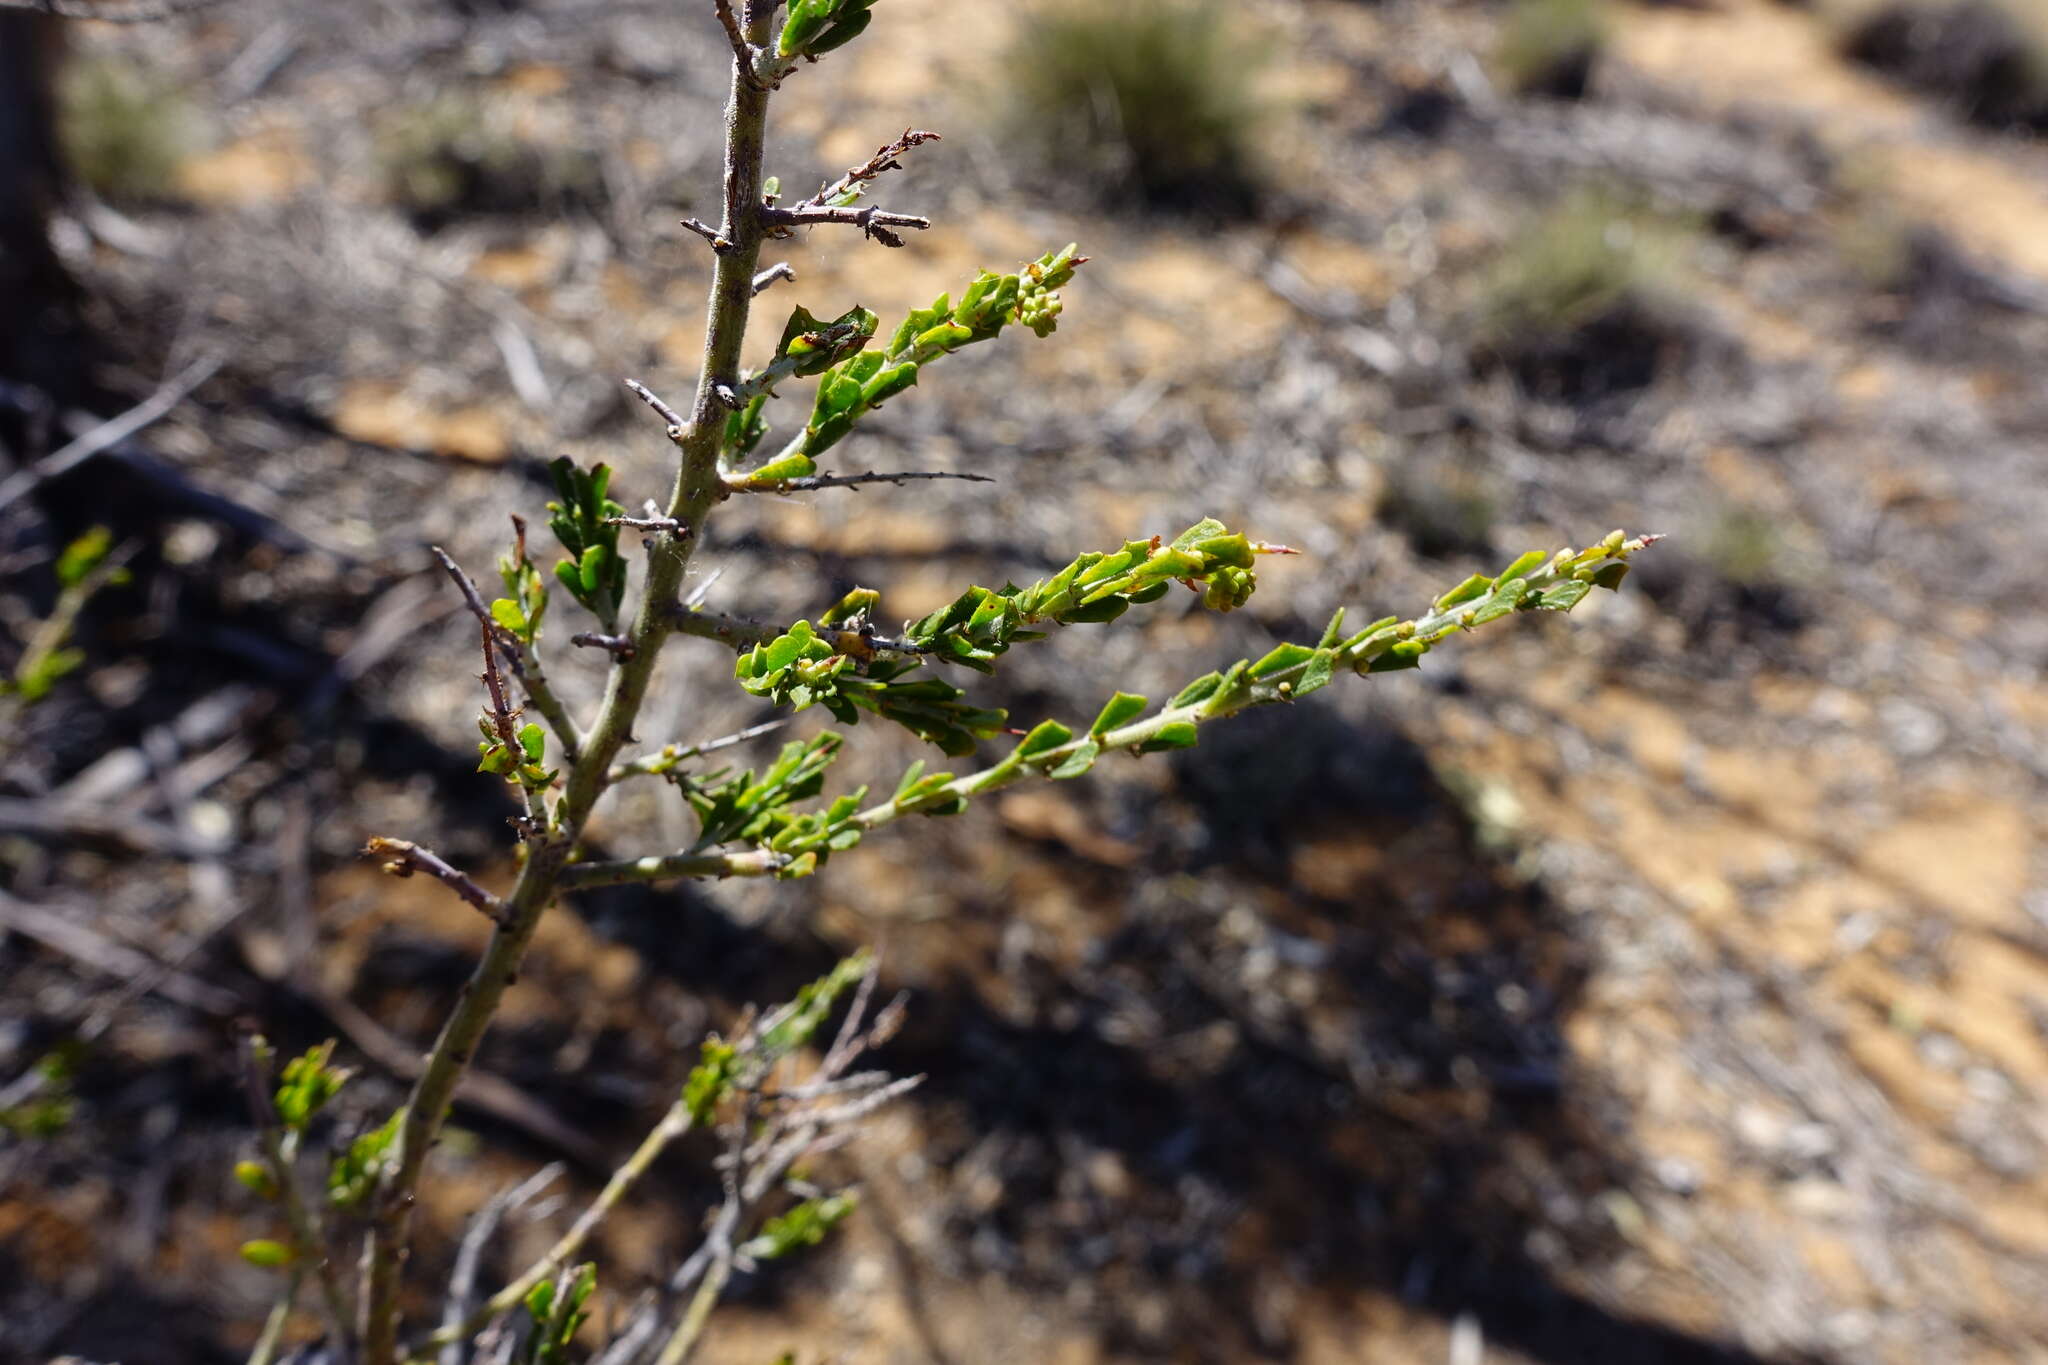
[2,1,2046,1363]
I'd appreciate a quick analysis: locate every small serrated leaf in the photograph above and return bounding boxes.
[1295,649,1336,698]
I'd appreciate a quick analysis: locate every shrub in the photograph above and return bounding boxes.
[375,91,605,228]
[997,0,1270,213]
[1700,505,1786,588]
[58,52,202,203]
[33,5,1657,1363]
[1496,0,1610,99]
[1635,502,1807,635]
[1832,0,2048,131]
[1378,451,1499,560]
[1474,186,1704,402]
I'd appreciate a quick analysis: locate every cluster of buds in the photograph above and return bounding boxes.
[1013,258,1068,338]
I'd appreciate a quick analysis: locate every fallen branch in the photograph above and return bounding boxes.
[0,350,223,514]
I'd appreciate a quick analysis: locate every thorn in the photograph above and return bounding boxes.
[624,379,688,435]
[680,217,732,253]
[570,632,638,660]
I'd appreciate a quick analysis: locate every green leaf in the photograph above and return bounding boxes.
[819,586,880,626]
[765,622,815,673]
[518,723,546,764]
[489,598,526,633]
[1539,580,1593,611]
[545,456,628,623]
[1137,721,1199,752]
[1249,642,1316,679]
[683,1038,737,1124]
[760,953,871,1057]
[233,1159,278,1201]
[1017,719,1073,757]
[861,360,919,405]
[1295,649,1336,698]
[742,1192,858,1260]
[892,760,926,801]
[778,0,834,55]
[777,304,878,377]
[274,1042,348,1130]
[55,527,114,588]
[1434,573,1494,610]
[724,393,769,456]
[1366,641,1427,673]
[239,1239,293,1269]
[1091,691,1147,737]
[807,5,873,53]
[327,1109,404,1210]
[1048,740,1099,779]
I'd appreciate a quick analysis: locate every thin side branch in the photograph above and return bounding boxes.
[624,378,689,436]
[667,607,778,651]
[0,350,223,515]
[237,1039,354,1344]
[569,632,638,659]
[751,262,795,295]
[429,546,583,763]
[0,539,139,757]
[558,847,789,890]
[642,971,917,1365]
[363,838,504,923]
[609,718,790,784]
[247,1272,302,1365]
[761,204,930,247]
[435,1165,563,1365]
[607,513,689,534]
[411,1086,699,1356]
[607,537,1666,891]
[724,468,993,494]
[798,129,940,211]
[669,605,924,662]
[679,217,732,253]
[712,0,766,89]
[477,624,547,836]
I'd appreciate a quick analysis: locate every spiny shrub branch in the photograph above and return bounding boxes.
[208,4,1664,1363]
[565,532,1658,886]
